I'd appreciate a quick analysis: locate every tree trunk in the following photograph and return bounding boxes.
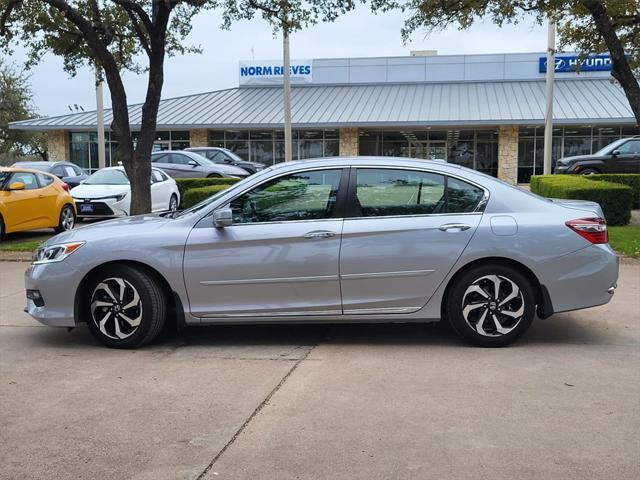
[582,0,640,131]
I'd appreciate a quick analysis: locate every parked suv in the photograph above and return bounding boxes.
[554,136,640,174]
[185,147,265,174]
[151,150,249,178]
[12,161,88,188]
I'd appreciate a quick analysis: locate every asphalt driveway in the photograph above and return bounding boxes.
[1,260,638,479]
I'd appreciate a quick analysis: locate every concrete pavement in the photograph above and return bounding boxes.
[1,260,639,479]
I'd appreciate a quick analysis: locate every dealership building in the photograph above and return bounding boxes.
[10,51,638,183]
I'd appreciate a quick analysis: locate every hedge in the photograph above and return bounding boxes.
[530,174,633,226]
[585,174,640,209]
[181,184,233,209]
[175,177,241,198]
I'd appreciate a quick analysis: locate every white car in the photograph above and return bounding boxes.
[71,166,180,218]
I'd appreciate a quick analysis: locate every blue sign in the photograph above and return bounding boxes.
[239,60,313,86]
[539,54,612,73]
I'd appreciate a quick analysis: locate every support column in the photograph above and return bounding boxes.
[47,130,70,161]
[339,127,359,156]
[497,125,519,184]
[189,129,208,148]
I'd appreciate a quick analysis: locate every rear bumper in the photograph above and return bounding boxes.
[538,243,619,315]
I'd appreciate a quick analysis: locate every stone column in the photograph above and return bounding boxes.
[339,127,359,156]
[189,129,208,147]
[47,130,70,161]
[497,125,519,184]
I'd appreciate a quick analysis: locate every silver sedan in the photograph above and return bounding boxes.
[25,157,618,348]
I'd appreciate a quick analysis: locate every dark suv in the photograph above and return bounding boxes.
[554,136,640,175]
[11,161,88,187]
[185,147,265,175]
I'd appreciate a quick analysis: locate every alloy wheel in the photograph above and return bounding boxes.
[90,277,143,340]
[61,207,75,230]
[461,274,525,337]
[169,195,178,211]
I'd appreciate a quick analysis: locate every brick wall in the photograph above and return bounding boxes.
[189,129,208,148]
[497,125,519,184]
[47,130,69,161]
[339,127,359,156]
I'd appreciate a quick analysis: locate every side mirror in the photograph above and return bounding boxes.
[8,181,25,191]
[188,160,198,167]
[213,208,233,228]
[611,149,621,157]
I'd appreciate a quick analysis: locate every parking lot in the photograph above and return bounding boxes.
[1,259,639,479]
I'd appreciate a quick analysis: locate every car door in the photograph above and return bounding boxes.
[151,153,177,177]
[612,139,640,173]
[150,170,166,211]
[339,167,485,314]
[171,153,201,178]
[34,173,60,226]
[183,168,347,318]
[1,172,45,231]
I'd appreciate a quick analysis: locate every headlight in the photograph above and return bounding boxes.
[103,193,127,202]
[32,242,85,265]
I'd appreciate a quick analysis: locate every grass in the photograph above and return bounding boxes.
[608,225,640,259]
[0,239,43,252]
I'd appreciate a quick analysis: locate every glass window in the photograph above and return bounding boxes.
[170,153,191,165]
[64,166,77,177]
[10,172,39,190]
[446,177,485,213]
[151,170,164,183]
[230,169,342,224]
[51,166,65,176]
[617,139,640,154]
[37,173,54,187]
[355,169,446,217]
[151,153,169,164]
[171,131,190,141]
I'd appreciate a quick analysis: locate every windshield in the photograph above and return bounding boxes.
[85,169,129,185]
[594,138,626,156]
[223,150,245,163]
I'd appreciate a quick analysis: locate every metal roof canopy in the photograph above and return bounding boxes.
[9,79,635,131]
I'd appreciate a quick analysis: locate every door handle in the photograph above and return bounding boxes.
[439,223,471,232]
[303,230,336,239]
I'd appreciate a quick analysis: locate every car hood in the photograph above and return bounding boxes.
[70,184,130,199]
[44,214,171,246]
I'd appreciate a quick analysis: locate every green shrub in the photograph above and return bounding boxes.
[181,184,233,209]
[530,174,633,226]
[175,177,241,198]
[585,174,640,208]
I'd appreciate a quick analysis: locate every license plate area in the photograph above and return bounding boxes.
[80,203,94,213]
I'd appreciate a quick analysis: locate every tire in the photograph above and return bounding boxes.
[207,173,222,178]
[0,214,5,241]
[445,264,536,347]
[84,265,167,348]
[580,168,599,175]
[54,204,76,233]
[169,194,179,211]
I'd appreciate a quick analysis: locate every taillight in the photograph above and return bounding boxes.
[61,183,70,192]
[565,217,608,244]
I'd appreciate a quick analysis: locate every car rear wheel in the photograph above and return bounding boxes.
[0,214,5,240]
[169,194,178,211]
[580,168,599,175]
[84,265,166,348]
[445,264,535,347]
[54,205,75,233]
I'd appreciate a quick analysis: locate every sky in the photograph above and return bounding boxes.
[8,4,548,118]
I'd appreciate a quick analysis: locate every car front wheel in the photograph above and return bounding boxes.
[84,265,166,348]
[445,264,535,347]
[169,194,178,211]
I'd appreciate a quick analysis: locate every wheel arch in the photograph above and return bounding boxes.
[74,260,183,327]
[441,256,553,320]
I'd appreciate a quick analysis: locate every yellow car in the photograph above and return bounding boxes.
[0,167,77,239]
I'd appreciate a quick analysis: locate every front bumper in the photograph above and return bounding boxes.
[74,199,128,218]
[25,261,79,327]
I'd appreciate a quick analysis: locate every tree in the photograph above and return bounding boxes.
[0,58,47,163]
[0,1,210,214]
[377,0,640,130]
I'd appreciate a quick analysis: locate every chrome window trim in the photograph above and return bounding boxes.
[204,162,490,225]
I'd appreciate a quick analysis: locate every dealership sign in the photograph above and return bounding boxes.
[239,60,313,86]
[539,54,612,73]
